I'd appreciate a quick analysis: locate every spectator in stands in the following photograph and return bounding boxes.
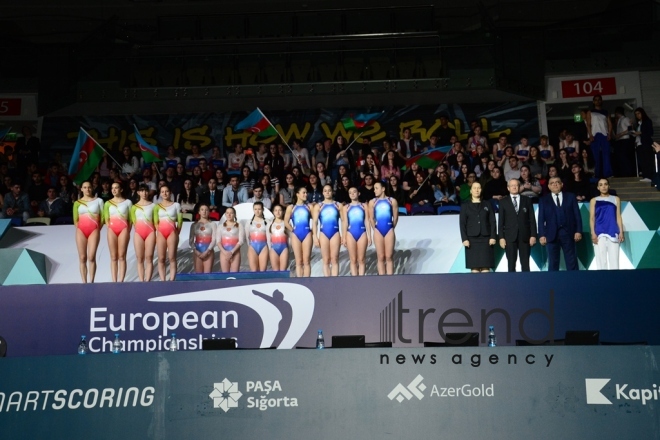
[247,184,271,210]
[360,153,380,182]
[119,146,140,182]
[332,137,353,181]
[454,163,471,187]
[497,146,515,173]
[457,171,477,204]
[380,138,397,163]
[163,145,181,170]
[613,107,633,177]
[174,162,187,181]
[140,168,157,199]
[423,133,439,153]
[311,140,327,170]
[315,162,331,186]
[451,152,470,182]
[99,179,112,202]
[433,171,456,206]
[58,175,77,212]
[97,153,115,180]
[291,165,306,187]
[261,164,279,194]
[306,173,323,204]
[397,127,420,159]
[565,162,592,202]
[579,148,596,179]
[177,178,197,215]
[492,133,510,159]
[526,146,547,183]
[260,174,275,206]
[402,162,421,191]
[479,159,497,187]
[254,143,268,173]
[558,131,580,159]
[227,143,245,175]
[200,178,224,217]
[44,162,63,187]
[473,153,491,179]
[538,177,583,271]
[0,181,30,224]
[335,165,351,190]
[505,156,522,182]
[556,148,572,182]
[518,165,542,202]
[586,95,614,179]
[278,143,293,172]
[483,167,508,205]
[190,166,205,196]
[127,178,139,204]
[469,119,489,140]
[436,115,455,146]
[538,135,555,163]
[542,165,560,195]
[185,143,205,171]
[446,142,464,169]
[385,175,406,207]
[239,165,256,197]
[515,135,531,162]
[358,174,376,203]
[163,166,182,198]
[335,175,352,205]
[408,172,435,215]
[90,172,102,196]
[291,139,311,175]
[631,107,655,182]
[467,126,488,157]
[198,158,213,182]
[279,173,296,207]
[208,146,226,171]
[23,162,39,190]
[28,170,48,213]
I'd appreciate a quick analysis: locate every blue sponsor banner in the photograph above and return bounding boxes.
[0,271,658,357]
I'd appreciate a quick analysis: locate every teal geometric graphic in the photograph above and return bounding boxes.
[579,204,592,234]
[621,203,648,231]
[0,219,11,242]
[632,201,660,231]
[449,247,470,273]
[576,237,595,269]
[636,232,660,269]
[530,243,547,270]
[0,249,48,285]
[621,231,656,267]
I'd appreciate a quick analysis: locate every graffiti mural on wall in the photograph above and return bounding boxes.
[41,103,538,156]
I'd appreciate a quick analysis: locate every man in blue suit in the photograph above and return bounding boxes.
[538,177,583,271]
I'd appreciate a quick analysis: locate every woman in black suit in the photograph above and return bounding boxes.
[459,181,497,273]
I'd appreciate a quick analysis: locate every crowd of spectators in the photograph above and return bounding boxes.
[1,103,656,225]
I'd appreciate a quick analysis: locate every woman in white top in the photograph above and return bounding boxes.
[73,181,105,283]
[227,144,246,175]
[119,146,140,182]
[154,185,183,281]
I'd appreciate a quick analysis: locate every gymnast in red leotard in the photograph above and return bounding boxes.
[130,184,156,282]
[104,182,132,282]
[154,185,183,281]
[73,180,105,283]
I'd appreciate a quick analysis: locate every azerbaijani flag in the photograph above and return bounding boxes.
[405,146,452,170]
[134,126,161,163]
[235,108,277,137]
[341,112,382,131]
[69,129,105,185]
[0,126,11,141]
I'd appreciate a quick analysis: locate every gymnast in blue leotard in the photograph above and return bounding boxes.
[369,181,399,275]
[342,187,371,276]
[268,204,290,271]
[284,187,312,277]
[313,185,342,277]
[246,201,269,272]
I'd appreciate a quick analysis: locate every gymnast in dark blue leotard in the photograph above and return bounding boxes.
[313,185,341,277]
[284,187,312,277]
[369,181,399,276]
[342,187,371,276]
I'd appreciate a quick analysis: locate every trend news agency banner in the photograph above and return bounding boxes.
[0,347,657,439]
[0,270,659,357]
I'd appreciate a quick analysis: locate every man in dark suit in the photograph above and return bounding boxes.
[538,177,583,271]
[498,179,537,271]
[198,178,223,216]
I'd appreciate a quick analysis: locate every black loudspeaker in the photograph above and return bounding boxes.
[202,338,237,350]
[565,331,600,346]
[0,336,6,357]
[331,335,366,348]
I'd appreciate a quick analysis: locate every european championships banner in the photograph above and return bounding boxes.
[0,347,658,439]
[40,102,539,155]
[0,270,659,357]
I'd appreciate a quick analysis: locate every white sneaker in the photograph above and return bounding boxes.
[640,178,652,182]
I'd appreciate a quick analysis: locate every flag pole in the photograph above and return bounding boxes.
[0,126,11,142]
[346,131,365,150]
[80,127,123,169]
[257,107,301,165]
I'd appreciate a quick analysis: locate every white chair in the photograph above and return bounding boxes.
[26,217,51,226]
